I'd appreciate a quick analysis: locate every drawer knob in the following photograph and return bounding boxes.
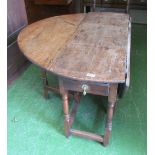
[81,84,89,96]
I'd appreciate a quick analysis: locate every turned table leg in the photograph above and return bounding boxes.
[103,84,118,146]
[62,90,71,137]
[41,69,49,98]
[59,78,71,137]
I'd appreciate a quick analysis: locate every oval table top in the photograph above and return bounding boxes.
[18,12,130,83]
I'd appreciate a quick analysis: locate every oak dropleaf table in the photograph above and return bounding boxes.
[18,12,131,146]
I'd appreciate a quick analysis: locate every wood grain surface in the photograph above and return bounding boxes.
[18,12,130,83]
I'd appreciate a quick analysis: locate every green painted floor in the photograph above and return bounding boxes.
[8,24,147,155]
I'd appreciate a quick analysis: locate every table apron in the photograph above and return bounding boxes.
[60,77,110,96]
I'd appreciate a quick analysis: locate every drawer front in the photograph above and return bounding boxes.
[61,78,109,96]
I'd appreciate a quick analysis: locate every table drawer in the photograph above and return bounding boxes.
[61,78,109,96]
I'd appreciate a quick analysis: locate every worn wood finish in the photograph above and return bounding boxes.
[18,14,85,71]
[18,12,130,83]
[18,13,131,146]
[54,13,129,83]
